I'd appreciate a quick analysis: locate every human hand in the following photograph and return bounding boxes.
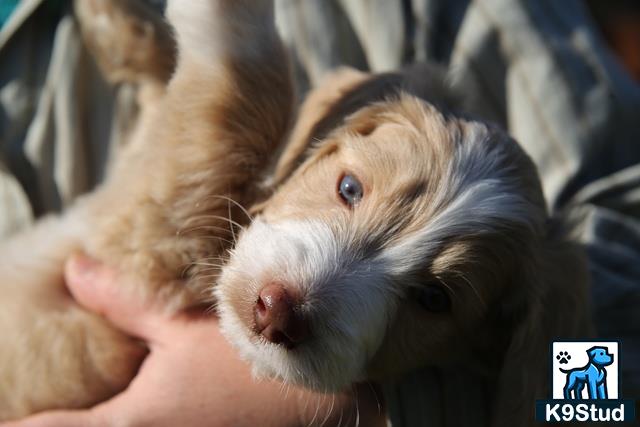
[1,254,385,427]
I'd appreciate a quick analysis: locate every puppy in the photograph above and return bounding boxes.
[0,1,590,426]
[0,0,292,419]
[214,36,592,427]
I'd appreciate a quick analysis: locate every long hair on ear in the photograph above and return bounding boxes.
[491,217,592,427]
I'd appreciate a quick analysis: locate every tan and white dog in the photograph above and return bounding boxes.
[0,0,591,425]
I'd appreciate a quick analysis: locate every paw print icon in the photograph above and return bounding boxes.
[556,351,571,364]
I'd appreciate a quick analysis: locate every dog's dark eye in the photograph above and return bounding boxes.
[338,174,363,206]
[417,285,451,313]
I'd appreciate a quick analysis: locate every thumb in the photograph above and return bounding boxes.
[65,253,155,338]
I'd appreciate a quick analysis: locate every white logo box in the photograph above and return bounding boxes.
[552,341,619,399]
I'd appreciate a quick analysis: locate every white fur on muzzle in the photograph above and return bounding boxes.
[215,219,398,391]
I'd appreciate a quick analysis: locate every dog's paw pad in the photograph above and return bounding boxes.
[556,351,571,364]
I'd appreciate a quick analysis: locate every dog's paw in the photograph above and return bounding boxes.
[556,351,571,364]
[74,0,175,84]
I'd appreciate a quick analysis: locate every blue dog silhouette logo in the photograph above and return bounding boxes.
[560,346,613,399]
[536,341,636,423]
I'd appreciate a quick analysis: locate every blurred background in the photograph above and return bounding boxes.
[0,0,638,425]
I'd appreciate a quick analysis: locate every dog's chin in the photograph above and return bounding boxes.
[216,302,367,391]
[248,344,363,392]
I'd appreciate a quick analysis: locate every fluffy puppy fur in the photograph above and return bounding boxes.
[0,0,292,419]
[0,1,590,426]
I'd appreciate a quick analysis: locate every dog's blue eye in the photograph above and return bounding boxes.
[418,285,451,313]
[338,174,363,206]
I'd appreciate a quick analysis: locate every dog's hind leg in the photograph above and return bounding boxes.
[74,0,176,153]
[84,0,295,304]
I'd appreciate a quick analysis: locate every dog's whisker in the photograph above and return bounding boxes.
[227,195,253,225]
[204,304,218,316]
[178,252,232,279]
[205,254,229,261]
[226,199,237,245]
[308,390,324,427]
[191,262,227,269]
[304,397,314,427]
[198,266,245,279]
[194,235,235,246]
[197,264,226,271]
[284,381,291,400]
[301,389,310,414]
[198,267,224,274]
[201,296,217,308]
[456,272,487,309]
[352,384,360,427]
[198,194,254,222]
[365,381,382,415]
[196,269,224,277]
[337,404,344,427]
[188,214,246,232]
[196,255,227,263]
[177,224,234,237]
[319,392,335,427]
[196,256,229,267]
[435,277,457,299]
[343,400,353,427]
[179,263,192,278]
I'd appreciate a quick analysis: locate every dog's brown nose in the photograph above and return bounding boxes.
[254,283,308,348]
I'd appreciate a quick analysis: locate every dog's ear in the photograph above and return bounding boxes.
[490,225,591,427]
[272,67,369,186]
